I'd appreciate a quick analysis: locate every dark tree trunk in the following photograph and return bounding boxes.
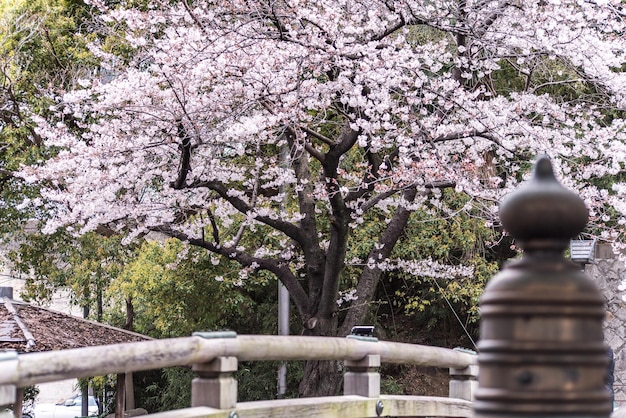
[298,316,343,397]
[124,297,134,331]
[299,360,342,397]
[97,285,103,322]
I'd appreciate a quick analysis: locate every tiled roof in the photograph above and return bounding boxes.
[0,298,151,353]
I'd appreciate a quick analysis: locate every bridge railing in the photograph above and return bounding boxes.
[0,333,477,418]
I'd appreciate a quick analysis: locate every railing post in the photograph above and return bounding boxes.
[0,351,17,408]
[344,354,381,398]
[343,326,380,398]
[191,332,238,410]
[344,332,380,398]
[449,363,478,401]
[191,356,238,409]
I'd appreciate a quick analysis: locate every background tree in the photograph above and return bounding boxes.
[0,0,108,311]
[107,238,259,337]
[105,238,295,410]
[18,0,626,396]
[7,231,131,319]
[0,0,96,228]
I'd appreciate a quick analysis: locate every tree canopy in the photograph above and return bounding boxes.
[15,0,626,395]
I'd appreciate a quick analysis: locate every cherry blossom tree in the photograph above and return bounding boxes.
[19,0,626,395]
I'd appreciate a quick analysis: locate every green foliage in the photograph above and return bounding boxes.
[107,238,258,338]
[238,361,303,402]
[490,55,608,107]
[0,0,96,90]
[392,191,498,326]
[143,367,192,412]
[86,375,117,416]
[128,266,301,410]
[8,231,132,319]
[345,189,499,335]
[380,374,404,395]
[0,0,99,234]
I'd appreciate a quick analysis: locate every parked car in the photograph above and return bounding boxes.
[33,395,98,418]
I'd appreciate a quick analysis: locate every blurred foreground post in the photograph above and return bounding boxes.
[474,156,611,417]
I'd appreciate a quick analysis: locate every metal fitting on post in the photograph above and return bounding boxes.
[474,156,610,417]
[375,399,384,416]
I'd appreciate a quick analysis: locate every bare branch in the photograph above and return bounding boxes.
[170,120,192,190]
[153,224,309,317]
[189,179,304,243]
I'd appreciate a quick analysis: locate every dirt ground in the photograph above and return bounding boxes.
[375,313,477,397]
[380,364,450,396]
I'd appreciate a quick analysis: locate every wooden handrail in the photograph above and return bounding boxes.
[3,334,476,387]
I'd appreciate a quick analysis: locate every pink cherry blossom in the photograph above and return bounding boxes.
[18,0,626,347]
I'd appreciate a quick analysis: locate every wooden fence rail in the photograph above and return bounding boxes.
[0,333,478,417]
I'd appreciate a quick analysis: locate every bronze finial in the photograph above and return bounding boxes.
[499,155,588,252]
[474,155,610,417]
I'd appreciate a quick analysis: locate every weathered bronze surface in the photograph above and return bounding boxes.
[474,156,611,417]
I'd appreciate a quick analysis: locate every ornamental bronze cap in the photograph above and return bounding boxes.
[499,155,588,251]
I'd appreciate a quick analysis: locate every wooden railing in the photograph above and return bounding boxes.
[0,333,477,418]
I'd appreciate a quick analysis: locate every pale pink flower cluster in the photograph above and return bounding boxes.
[18,0,626,292]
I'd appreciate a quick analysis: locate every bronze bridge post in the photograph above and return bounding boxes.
[474,156,611,417]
